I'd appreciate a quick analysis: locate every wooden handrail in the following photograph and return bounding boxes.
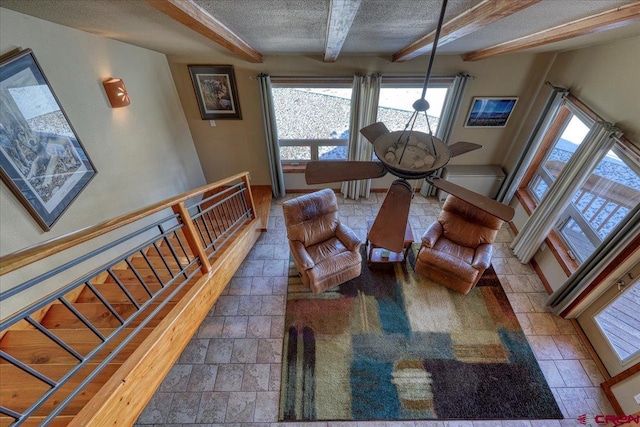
[0,172,251,276]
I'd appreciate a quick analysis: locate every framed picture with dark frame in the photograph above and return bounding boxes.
[188,64,242,120]
[464,97,518,128]
[0,48,97,231]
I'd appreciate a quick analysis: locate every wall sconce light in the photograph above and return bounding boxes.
[103,78,130,108]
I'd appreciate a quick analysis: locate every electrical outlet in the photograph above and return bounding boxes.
[209,120,216,127]
[634,393,640,405]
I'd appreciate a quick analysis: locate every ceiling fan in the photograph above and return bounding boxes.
[304,0,515,253]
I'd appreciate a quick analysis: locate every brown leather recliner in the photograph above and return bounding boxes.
[415,195,503,295]
[283,189,362,294]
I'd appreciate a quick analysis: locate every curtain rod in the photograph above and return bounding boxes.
[251,73,475,81]
[548,82,632,145]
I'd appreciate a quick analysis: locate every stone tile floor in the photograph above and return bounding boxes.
[135,192,615,427]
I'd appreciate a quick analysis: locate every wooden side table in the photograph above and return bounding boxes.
[365,219,414,265]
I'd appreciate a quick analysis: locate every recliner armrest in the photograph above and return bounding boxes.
[335,223,361,251]
[289,240,315,270]
[472,243,493,270]
[421,222,443,248]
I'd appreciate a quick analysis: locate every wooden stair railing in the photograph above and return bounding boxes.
[0,172,265,427]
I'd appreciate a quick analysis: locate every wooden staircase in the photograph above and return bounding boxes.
[0,174,272,426]
[1,232,198,427]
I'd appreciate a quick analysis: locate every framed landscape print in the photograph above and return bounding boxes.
[188,64,242,120]
[0,49,97,231]
[464,97,518,128]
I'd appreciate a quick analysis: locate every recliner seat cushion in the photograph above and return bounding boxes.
[306,236,349,265]
[307,250,361,288]
[418,245,479,284]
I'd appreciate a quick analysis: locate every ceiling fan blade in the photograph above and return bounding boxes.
[428,177,515,222]
[448,141,482,157]
[368,179,413,253]
[305,161,386,185]
[360,122,390,144]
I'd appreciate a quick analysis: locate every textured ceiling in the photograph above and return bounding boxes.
[1,0,638,59]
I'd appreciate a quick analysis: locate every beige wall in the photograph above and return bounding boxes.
[0,8,207,315]
[0,8,206,258]
[168,51,553,188]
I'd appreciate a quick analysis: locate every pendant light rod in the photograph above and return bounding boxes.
[419,0,448,102]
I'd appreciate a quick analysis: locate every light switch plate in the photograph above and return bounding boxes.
[634,393,640,405]
[209,120,216,127]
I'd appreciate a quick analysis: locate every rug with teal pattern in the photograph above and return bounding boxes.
[279,244,562,421]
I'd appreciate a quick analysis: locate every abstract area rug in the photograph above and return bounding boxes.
[279,245,563,422]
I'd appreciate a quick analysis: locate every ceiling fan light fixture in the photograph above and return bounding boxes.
[412,98,430,112]
[305,0,514,254]
[388,0,449,176]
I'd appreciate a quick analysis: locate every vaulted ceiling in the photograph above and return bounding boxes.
[2,0,639,63]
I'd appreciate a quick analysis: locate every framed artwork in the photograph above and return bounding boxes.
[464,97,518,128]
[0,49,97,231]
[188,64,242,120]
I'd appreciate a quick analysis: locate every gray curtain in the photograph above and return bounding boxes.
[420,72,471,196]
[341,73,381,200]
[548,204,640,316]
[497,85,568,203]
[257,74,285,198]
[510,122,621,263]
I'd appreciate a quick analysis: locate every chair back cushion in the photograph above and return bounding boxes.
[283,189,340,247]
[438,195,503,248]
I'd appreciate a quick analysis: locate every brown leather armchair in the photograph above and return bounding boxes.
[415,195,503,294]
[283,189,362,294]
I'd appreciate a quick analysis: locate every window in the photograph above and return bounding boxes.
[272,80,352,163]
[528,115,591,202]
[518,97,640,269]
[271,77,454,165]
[557,143,640,263]
[377,83,449,135]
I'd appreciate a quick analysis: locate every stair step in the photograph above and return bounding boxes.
[127,255,192,271]
[1,362,120,416]
[40,302,176,330]
[76,280,192,304]
[0,415,73,427]
[0,328,154,365]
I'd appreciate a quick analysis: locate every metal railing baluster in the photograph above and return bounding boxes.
[0,350,57,387]
[0,404,22,421]
[141,248,166,287]
[159,224,185,263]
[84,281,127,323]
[25,316,87,360]
[152,239,175,278]
[107,269,141,309]
[59,297,107,341]
[124,259,154,298]
[194,206,211,245]
[206,209,220,239]
[172,230,191,262]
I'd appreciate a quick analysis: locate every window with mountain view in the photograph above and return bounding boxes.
[271,78,451,164]
[521,100,640,267]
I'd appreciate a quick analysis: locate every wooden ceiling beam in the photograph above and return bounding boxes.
[324,0,363,62]
[392,0,541,62]
[464,1,640,62]
[144,0,263,63]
